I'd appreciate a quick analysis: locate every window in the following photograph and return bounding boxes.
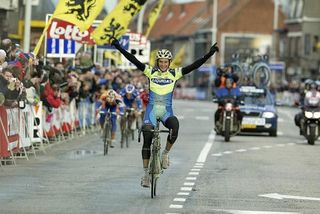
[304,34,311,55]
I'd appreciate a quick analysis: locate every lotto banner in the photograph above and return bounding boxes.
[92,0,148,45]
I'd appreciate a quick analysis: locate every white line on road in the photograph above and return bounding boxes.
[212,153,223,157]
[263,145,272,149]
[195,163,204,166]
[176,115,184,120]
[249,147,261,150]
[174,198,186,202]
[169,204,183,209]
[278,117,284,122]
[180,187,193,191]
[194,165,203,168]
[277,131,284,136]
[212,209,300,214]
[195,116,210,120]
[190,168,201,171]
[196,131,215,163]
[259,193,320,201]
[276,144,285,147]
[223,151,233,154]
[188,172,199,175]
[236,149,247,152]
[177,192,190,196]
[186,177,197,180]
[183,182,195,186]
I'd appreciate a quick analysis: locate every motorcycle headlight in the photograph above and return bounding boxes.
[305,111,313,118]
[313,112,320,119]
[262,112,275,118]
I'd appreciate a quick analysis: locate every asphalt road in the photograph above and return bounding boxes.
[0,100,319,214]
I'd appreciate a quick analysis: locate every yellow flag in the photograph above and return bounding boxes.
[104,51,122,65]
[53,0,104,32]
[171,46,186,68]
[33,0,104,56]
[145,0,165,38]
[149,49,158,67]
[92,0,148,45]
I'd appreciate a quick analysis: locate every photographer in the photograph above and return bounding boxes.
[214,64,239,88]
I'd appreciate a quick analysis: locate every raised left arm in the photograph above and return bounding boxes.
[181,43,219,75]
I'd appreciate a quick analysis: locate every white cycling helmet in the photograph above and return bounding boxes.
[125,84,135,94]
[156,49,172,60]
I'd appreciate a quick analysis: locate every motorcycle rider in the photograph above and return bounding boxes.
[214,78,242,133]
[294,80,320,133]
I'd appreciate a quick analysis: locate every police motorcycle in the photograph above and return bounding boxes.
[300,94,320,145]
[213,96,242,142]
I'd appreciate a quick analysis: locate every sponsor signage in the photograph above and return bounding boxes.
[47,38,76,58]
[47,19,95,44]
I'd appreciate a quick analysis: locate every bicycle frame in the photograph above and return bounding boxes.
[100,111,116,155]
[138,119,172,198]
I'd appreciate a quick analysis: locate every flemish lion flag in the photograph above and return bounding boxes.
[92,0,148,45]
[171,45,186,68]
[145,0,165,38]
[53,0,105,32]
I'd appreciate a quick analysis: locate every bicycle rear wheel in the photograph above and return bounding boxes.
[104,121,110,155]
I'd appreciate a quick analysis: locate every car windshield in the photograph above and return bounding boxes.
[243,93,273,105]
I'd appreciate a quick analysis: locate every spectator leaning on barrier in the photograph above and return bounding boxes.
[0,49,8,72]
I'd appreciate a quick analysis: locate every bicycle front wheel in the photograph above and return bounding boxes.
[252,62,271,87]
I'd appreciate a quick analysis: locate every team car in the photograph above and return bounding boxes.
[239,85,278,136]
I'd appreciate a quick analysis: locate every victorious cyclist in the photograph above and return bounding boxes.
[111,37,219,188]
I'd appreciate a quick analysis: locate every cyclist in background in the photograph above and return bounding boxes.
[98,89,124,148]
[119,83,143,130]
[111,36,219,188]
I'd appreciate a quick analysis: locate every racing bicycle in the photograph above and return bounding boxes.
[138,119,172,198]
[100,111,116,155]
[120,107,136,148]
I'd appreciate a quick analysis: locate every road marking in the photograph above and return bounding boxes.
[188,172,199,175]
[287,143,295,146]
[236,149,247,152]
[195,116,210,120]
[169,204,183,209]
[212,153,223,157]
[259,193,320,201]
[177,192,190,196]
[223,151,233,154]
[212,209,300,214]
[191,168,200,171]
[180,187,193,191]
[195,163,204,166]
[277,131,284,136]
[174,198,186,202]
[249,147,260,150]
[176,115,184,120]
[194,165,203,168]
[197,137,214,163]
[278,117,284,122]
[183,182,195,186]
[263,145,272,149]
[186,177,197,180]
[276,144,285,147]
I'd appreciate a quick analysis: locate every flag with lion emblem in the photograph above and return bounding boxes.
[92,0,148,45]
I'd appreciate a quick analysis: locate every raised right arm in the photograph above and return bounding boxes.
[111,38,146,71]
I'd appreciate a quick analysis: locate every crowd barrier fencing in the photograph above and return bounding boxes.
[0,99,99,166]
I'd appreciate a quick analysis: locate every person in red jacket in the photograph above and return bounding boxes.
[42,82,62,109]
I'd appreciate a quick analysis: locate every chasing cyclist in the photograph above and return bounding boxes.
[119,83,143,143]
[111,37,219,188]
[97,89,125,148]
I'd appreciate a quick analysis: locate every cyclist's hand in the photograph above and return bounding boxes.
[210,42,219,54]
[110,36,120,47]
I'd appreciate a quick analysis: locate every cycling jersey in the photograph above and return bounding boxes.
[119,87,142,110]
[144,66,183,106]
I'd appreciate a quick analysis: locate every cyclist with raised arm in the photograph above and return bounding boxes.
[98,89,124,148]
[111,37,219,188]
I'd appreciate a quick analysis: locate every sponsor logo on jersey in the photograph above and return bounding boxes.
[151,78,174,85]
